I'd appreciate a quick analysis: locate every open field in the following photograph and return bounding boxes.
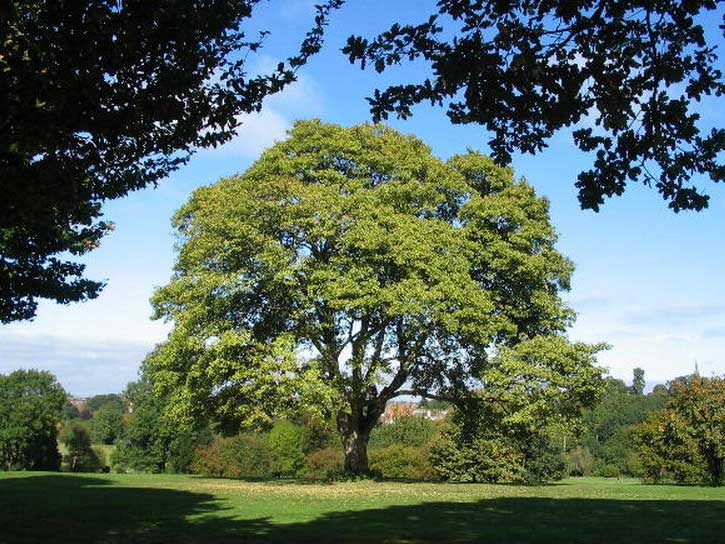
[1,473,723,543]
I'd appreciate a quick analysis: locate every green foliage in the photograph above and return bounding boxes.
[369,417,439,450]
[268,421,306,478]
[0,369,66,471]
[149,120,602,474]
[89,403,125,445]
[299,415,338,453]
[418,398,451,411]
[86,394,124,414]
[520,435,567,484]
[61,401,81,421]
[631,368,646,396]
[430,431,525,483]
[344,1,725,212]
[369,445,436,481]
[566,446,595,477]
[0,1,342,322]
[634,376,724,486]
[302,448,345,481]
[112,376,209,474]
[429,388,576,484]
[635,412,706,485]
[192,434,273,480]
[579,374,668,476]
[59,423,102,473]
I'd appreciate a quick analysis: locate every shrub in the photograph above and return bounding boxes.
[302,448,344,481]
[192,434,273,479]
[369,445,436,481]
[595,463,622,478]
[300,416,337,453]
[369,416,440,449]
[430,434,525,483]
[268,420,305,478]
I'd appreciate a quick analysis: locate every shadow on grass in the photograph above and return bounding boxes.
[1,474,723,543]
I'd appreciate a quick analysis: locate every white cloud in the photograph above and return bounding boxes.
[0,331,152,396]
[568,295,725,384]
[202,67,325,160]
[210,108,292,158]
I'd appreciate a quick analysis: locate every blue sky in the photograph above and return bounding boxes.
[2,1,724,396]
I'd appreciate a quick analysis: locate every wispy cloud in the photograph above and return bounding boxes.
[626,303,725,324]
[702,327,725,339]
[209,108,292,159]
[0,331,153,397]
[201,63,325,160]
[566,294,610,309]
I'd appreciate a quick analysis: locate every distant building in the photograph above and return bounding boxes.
[380,401,448,424]
[411,407,449,421]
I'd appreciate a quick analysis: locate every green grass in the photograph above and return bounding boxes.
[1,473,723,543]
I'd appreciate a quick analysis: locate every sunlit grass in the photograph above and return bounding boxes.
[1,472,723,543]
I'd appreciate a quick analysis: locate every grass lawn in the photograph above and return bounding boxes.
[1,473,723,543]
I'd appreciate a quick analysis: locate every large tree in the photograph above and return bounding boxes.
[0,0,340,322]
[149,120,603,474]
[0,369,67,471]
[112,370,209,474]
[4,2,723,324]
[344,0,725,212]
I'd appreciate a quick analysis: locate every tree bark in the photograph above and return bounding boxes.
[338,403,378,476]
[341,427,370,475]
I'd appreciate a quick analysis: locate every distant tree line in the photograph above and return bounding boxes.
[1,367,722,486]
[565,369,670,478]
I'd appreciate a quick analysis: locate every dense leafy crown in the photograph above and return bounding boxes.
[0,369,67,470]
[150,120,602,431]
[344,0,725,211]
[0,0,340,322]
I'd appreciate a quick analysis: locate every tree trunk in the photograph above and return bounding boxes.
[342,427,370,475]
[338,402,378,476]
[705,451,724,487]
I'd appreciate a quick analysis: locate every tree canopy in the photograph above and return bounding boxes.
[0,368,67,470]
[0,0,340,322]
[149,120,604,474]
[3,1,723,323]
[636,375,725,486]
[344,0,725,212]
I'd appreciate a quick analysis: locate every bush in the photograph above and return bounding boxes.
[633,377,724,486]
[369,416,439,449]
[430,434,525,483]
[300,415,337,453]
[594,463,622,478]
[302,448,344,481]
[268,420,305,478]
[369,445,436,481]
[192,434,273,479]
